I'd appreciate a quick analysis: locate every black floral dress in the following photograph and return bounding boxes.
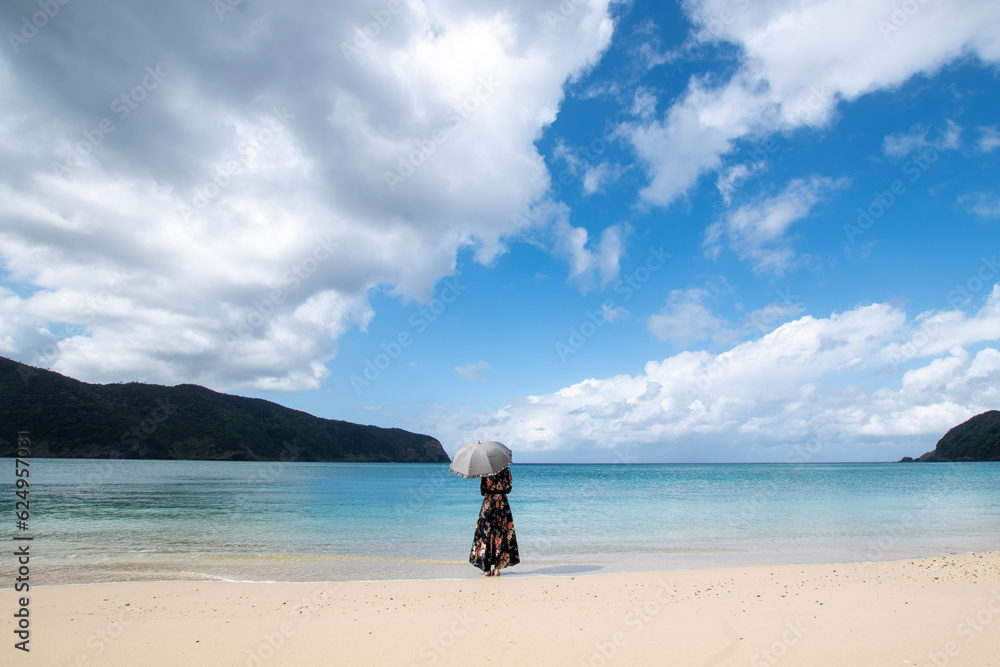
[469,467,520,572]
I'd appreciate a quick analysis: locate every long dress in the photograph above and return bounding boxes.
[469,467,520,572]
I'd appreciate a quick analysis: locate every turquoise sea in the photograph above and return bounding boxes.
[6,459,1000,585]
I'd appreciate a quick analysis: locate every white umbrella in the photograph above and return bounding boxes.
[449,440,512,479]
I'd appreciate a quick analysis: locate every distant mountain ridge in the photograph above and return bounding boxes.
[0,356,449,462]
[900,410,1000,462]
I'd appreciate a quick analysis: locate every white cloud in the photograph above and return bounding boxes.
[883,126,929,158]
[704,176,848,273]
[554,140,626,196]
[602,301,628,323]
[632,87,658,118]
[976,125,1000,153]
[581,161,626,195]
[551,217,627,291]
[649,284,803,347]
[883,120,962,157]
[625,70,778,207]
[626,0,1000,208]
[739,297,805,338]
[452,286,1000,460]
[881,284,1000,361]
[456,360,491,382]
[936,119,963,150]
[647,288,729,344]
[0,0,616,390]
[959,192,1000,218]
[716,161,765,205]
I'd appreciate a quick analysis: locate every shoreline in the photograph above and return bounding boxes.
[28,541,999,587]
[27,548,998,587]
[7,551,1000,666]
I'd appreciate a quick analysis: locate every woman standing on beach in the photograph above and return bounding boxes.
[470,466,520,576]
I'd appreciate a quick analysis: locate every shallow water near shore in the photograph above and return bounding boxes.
[9,459,1000,584]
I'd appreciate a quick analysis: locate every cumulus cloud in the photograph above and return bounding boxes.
[581,161,626,195]
[739,296,805,339]
[625,0,1000,208]
[602,301,628,323]
[625,70,778,207]
[716,161,765,205]
[648,284,803,347]
[456,360,491,382]
[958,192,1000,219]
[704,176,848,273]
[551,217,627,291]
[452,285,1000,460]
[883,120,962,158]
[647,288,730,345]
[553,140,626,196]
[0,0,616,390]
[631,87,658,118]
[976,126,1000,153]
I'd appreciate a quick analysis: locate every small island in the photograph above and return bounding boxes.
[0,356,449,463]
[900,410,1000,462]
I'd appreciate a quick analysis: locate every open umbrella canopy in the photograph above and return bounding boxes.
[449,440,512,479]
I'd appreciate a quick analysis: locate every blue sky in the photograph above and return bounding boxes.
[1,0,999,462]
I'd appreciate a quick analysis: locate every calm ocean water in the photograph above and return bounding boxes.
[6,459,1000,584]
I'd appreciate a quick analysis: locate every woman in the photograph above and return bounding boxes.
[469,466,520,576]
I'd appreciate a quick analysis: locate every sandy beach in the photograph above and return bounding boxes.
[5,552,999,666]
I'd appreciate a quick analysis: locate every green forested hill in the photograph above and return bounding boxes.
[0,356,449,462]
[902,410,1000,462]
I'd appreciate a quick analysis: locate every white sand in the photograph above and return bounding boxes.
[5,552,1000,666]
